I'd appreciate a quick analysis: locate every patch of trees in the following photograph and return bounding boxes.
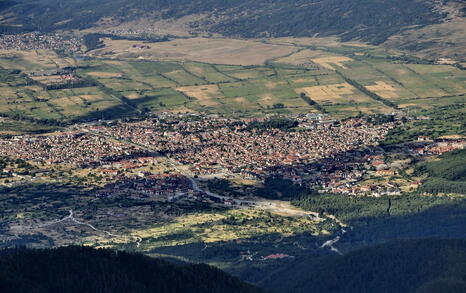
[0,246,264,293]
[206,178,250,198]
[416,149,466,194]
[1,0,445,44]
[420,178,466,195]
[383,104,466,145]
[256,176,308,200]
[258,238,466,293]
[247,118,298,131]
[292,192,463,221]
[83,33,170,51]
[366,114,395,125]
[42,78,97,90]
[417,149,466,181]
[299,92,327,113]
[272,103,284,109]
[0,112,64,126]
[82,33,105,51]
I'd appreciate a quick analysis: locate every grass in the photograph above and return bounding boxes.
[0,120,61,136]
[0,43,465,121]
[89,207,324,251]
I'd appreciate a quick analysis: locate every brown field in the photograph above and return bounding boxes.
[234,97,248,103]
[365,81,399,99]
[398,103,419,108]
[267,37,372,48]
[296,83,373,104]
[275,49,327,66]
[176,85,223,106]
[80,94,107,102]
[96,37,296,65]
[183,63,206,76]
[311,56,353,70]
[265,80,287,89]
[124,92,143,100]
[0,87,17,97]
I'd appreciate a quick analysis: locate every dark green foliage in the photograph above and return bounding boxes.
[207,178,237,195]
[415,278,466,293]
[0,0,445,44]
[259,238,466,293]
[416,149,466,194]
[299,92,327,113]
[420,178,466,195]
[0,246,264,293]
[247,118,298,131]
[418,149,466,181]
[83,33,170,51]
[82,33,105,51]
[292,192,464,222]
[43,79,97,90]
[256,177,308,200]
[366,114,395,125]
[384,104,466,145]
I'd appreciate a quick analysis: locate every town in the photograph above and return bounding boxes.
[1,113,464,201]
[0,32,82,53]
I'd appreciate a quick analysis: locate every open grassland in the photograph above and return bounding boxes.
[86,207,324,251]
[95,37,297,66]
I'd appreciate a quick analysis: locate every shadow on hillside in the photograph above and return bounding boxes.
[338,201,466,251]
[72,95,176,122]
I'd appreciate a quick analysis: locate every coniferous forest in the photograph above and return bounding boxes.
[0,246,264,293]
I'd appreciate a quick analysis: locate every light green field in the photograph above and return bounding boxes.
[0,44,465,120]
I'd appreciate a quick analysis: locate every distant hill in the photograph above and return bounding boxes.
[258,238,466,293]
[0,0,463,45]
[0,246,264,293]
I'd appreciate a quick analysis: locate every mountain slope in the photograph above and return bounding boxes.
[258,238,466,293]
[0,0,455,44]
[0,246,264,293]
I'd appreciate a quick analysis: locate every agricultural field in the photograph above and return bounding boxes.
[0,50,77,72]
[0,37,465,122]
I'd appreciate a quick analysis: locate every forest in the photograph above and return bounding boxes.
[258,238,466,293]
[417,149,466,194]
[0,246,264,293]
[0,0,447,44]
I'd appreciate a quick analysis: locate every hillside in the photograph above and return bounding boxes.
[258,238,466,293]
[0,246,264,293]
[417,149,466,194]
[0,0,461,45]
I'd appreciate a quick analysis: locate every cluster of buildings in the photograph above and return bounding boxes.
[96,174,194,200]
[27,68,82,87]
[0,32,82,52]
[411,139,466,156]
[0,132,146,167]
[1,113,463,197]
[93,115,392,178]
